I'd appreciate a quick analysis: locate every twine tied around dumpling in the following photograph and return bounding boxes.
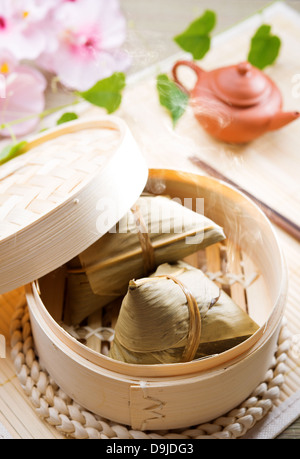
[109,262,260,365]
[149,274,217,362]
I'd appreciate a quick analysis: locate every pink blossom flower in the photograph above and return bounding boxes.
[38,0,131,91]
[0,0,60,60]
[0,52,47,137]
[0,50,18,75]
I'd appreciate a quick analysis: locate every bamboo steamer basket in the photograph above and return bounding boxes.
[0,117,287,431]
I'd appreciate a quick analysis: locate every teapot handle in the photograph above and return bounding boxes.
[172,60,205,94]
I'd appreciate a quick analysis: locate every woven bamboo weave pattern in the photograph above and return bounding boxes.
[0,128,120,239]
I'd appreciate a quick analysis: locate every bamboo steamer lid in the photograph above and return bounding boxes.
[0,116,148,294]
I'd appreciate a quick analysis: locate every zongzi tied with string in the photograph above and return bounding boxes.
[65,195,225,324]
[109,261,259,364]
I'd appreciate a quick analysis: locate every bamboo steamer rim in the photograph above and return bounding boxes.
[26,169,288,379]
[0,116,148,295]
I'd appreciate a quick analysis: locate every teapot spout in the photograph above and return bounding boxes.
[268,111,300,131]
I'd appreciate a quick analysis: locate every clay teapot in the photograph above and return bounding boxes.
[172,60,299,144]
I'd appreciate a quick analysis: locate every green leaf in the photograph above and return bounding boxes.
[57,112,78,125]
[248,24,281,69]
[0,141,28,166]
[157,74,189,126]
[174,10,217,60]
[78,72,126,113]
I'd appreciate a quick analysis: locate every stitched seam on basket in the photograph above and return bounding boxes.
[138,381,166,430]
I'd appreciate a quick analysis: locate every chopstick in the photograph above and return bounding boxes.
[189,155,300,242]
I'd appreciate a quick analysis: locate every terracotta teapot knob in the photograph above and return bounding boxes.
[237,62,252,76]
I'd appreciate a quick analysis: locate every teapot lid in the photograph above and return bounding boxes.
[210,62,272,107]
[0,116,148,294]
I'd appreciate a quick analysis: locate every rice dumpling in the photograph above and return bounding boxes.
[109,261,259,364]
[65,195,225,324]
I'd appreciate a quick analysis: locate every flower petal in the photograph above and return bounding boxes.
[0,66,46,137]
[37,0,130,90]
[50,45,129,91]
